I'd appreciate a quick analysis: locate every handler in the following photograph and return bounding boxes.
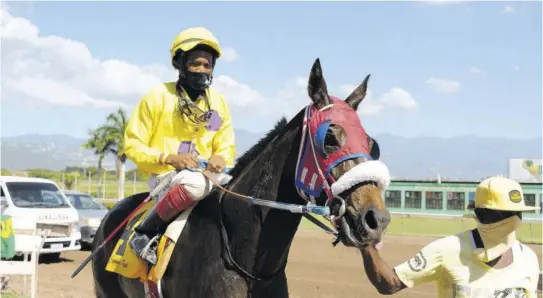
[360,176,541,297]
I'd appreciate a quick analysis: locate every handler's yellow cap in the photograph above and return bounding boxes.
[466,176,539,212]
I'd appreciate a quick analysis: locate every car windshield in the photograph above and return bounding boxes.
[65,194,105,210]
[5,182,71,208]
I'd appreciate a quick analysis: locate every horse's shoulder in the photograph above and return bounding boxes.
[115,192,149,210]
[101,192,150,227]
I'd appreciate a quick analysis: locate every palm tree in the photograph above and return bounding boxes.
[94,107,129,200]
[81,129,114,197]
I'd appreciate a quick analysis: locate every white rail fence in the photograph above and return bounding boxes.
[0,221,71,298]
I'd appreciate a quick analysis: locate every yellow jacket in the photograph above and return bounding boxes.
[124,82,236,175]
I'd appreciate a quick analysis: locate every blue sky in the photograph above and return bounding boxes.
[1,1,541,140]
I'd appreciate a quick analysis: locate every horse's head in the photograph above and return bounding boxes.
[294,58,391,249]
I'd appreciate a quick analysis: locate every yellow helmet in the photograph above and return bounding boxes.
[170,27,222,60]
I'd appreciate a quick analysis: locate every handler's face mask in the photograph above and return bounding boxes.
[474,215,521,262]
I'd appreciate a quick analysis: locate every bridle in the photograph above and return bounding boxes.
[293,99,377,231]
[294,103,345,226]
[207,100,376,283]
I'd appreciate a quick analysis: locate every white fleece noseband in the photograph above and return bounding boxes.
[331,160,391,197]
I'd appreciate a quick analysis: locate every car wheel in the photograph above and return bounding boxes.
[40,252,61,263]
[81,242,91,251]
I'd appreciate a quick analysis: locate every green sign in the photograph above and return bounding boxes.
[1,215,16,259]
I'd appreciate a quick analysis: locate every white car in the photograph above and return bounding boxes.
[0,176,82,261]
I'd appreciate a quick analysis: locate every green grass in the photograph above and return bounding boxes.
[55,180,149,199]
[299,215,543,244]
[98,193,543,244]
[0,291,27,298]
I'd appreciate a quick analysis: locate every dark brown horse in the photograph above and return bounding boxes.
[91,58,392,298]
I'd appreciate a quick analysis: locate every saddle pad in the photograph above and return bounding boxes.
[105,199,196,283]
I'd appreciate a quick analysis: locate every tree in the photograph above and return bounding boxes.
[63,172,77,190]
[82,128,114,198]
[94,107,129,200]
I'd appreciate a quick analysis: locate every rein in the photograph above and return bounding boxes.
[194,102,350,283]
[200,171,337,282]
[202,171,337,281]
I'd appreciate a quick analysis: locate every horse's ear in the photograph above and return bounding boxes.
[307,58,332,110]
[345,74,371,111]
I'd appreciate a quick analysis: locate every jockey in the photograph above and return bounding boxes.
[360,176,540,297]
[123,27,236,264]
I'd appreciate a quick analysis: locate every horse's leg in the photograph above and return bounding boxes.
[91,193,149,298]
[159,203,250,298]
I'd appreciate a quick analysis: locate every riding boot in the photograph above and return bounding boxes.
[129,184,196,264]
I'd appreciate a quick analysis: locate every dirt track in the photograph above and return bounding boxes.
[4,229,542,298]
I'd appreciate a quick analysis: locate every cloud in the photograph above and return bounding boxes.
[220,47,239,62]
[1,6,416,128]
[338,84,417,116]
[213,75,266,109]
[470,67,486,76]
[425,77,461,93]
[0,8,255,112]
[502,5,516,13]
[1,8,168,108]
[7,76,125,108]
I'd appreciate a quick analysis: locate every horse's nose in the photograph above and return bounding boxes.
[360,208,390,236]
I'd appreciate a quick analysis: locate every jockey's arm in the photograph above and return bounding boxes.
[360,239,443,295]
[124,88,165,174]
[210,96,236,168]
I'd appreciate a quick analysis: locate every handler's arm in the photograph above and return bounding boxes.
[360,240,443,295]
[360,246,407,295]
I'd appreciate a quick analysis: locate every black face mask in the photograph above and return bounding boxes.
[185,70,212,91]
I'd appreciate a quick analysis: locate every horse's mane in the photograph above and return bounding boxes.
[229,117,288,178]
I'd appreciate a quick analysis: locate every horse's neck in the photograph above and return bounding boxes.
[224,126,305,279]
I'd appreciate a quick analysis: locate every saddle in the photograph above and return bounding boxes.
[104,199,196,284]
[105,170,233,284]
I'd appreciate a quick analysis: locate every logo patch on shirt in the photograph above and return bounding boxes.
[408,252,427,272]
[509,190,522,203]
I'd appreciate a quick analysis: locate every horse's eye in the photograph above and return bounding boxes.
[324,124,346,155]
[367,135,380,160]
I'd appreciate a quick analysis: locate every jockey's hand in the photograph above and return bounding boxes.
[206,155,226,173]
[165,153,199,170]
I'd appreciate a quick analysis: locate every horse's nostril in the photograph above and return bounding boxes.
[364,210,378,230]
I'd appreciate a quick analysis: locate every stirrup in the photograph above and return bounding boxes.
[140,234,161,265]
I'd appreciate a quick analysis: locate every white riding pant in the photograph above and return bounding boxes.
[147,170,233,203]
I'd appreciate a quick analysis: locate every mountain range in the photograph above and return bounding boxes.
[1,131,541,180]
